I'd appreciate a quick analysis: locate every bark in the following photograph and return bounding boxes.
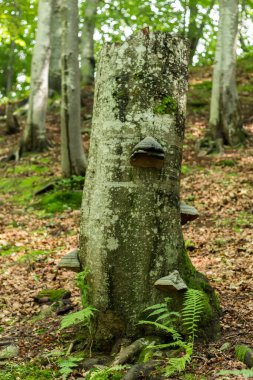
[49,0,61,92]
[61,0,87,177]
[21,0,52,153]
[80,0,99,85]
[208,0,244,149]
[79,31,219,347]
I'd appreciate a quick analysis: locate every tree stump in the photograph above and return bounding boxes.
[79,31,220,348]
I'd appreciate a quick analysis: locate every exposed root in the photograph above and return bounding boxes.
[111,338,148,366]
[122,360,164,380]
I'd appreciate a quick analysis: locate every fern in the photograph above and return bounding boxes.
[60,306,96,330]
[139,288,206,377]
[58,356,83,380]
[86,365,129,380]
[182,288,205,342]
[218,369,253,378]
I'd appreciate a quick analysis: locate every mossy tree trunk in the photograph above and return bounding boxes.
[21,0,52,153]
[61,0,87,177]
[207,0,245,151]
[79,31,219,347]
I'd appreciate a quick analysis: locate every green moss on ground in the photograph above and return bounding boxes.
[35,289,71,302]
[35,190,82,213]
[0,244,24,257]
[0,363,58,380]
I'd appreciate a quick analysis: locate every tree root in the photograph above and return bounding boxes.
[122,360,164,380]
[111,338,149,366]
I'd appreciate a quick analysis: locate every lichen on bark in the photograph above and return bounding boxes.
[79,31,219,347]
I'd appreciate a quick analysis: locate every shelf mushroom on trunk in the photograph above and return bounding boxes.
[58,248,81,272]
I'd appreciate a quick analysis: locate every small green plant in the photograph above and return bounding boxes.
[218,369,253,378]
[86,365,128,380]
[139,288,206,377]
[57,356,83,380]
[0,363,57,380]
[60,270,96,332]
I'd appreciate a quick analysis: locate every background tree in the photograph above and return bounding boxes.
[207,0,245,151]
[49,0,61,92]
[20,0,52,153]
[80,0,100,85]
[61,0,87,177]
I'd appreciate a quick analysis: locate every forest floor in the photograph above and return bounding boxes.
[0,60,253,379]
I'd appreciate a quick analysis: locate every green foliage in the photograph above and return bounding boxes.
[57,356,83,380]
[218,369,253,378]
[17,249,50,263]
[86,365,128,380]
[139,289,206,377]
[60,307,96,330]
[55,175,85,191]
[182,289,205,341]
[0,244,23,257]
[60,270,96,331]
[0,362,57,380]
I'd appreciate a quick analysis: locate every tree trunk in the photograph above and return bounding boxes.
[79,31,219,348]
[187,0,215,65]
[208,0,244,149]
[49,0,61,92]
[61,0,87,177]
[80,0,99,85]
[21,0,52,153]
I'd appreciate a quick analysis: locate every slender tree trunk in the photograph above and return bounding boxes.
[21,0,52,153]
[187,0,216,65]
[80,0,99,85]
[208,0,244,149]
[79,31,220,348]
[61,0,87,177]
[5,41,15,95]
[49,0,61,92]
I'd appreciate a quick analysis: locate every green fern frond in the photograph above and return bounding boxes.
[182,288,205,341]
[138,320,182,341]
[60,306,96,330]
[218,369,253,378]
[87,364,129,380]
[165,352,192,377]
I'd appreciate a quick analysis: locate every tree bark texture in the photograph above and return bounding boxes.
[21,0,52,152]
[61,0,87,177]
[209,0,244,147]
[79,31,219,346]
[49,0,61,92]
[80,0,99,85]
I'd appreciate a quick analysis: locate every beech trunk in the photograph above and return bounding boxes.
[61,0,87,177]
[79,31,219,347]
[209,0,244,148]
[21,0,52,153]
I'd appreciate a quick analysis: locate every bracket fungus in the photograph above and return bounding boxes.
[154,270,188,293]
[130,136,165,169]
[58,248,81,272]
[180,202,199,225]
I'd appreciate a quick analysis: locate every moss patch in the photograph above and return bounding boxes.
[154,96,177,114]
[17,249,51,263]
[34,289,71,302]
[35,190,82,213]
[0,363,58,380]
[0,244,24,257]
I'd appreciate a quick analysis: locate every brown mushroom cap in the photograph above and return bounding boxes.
[130,136,165,169]
[180,202,199,225]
